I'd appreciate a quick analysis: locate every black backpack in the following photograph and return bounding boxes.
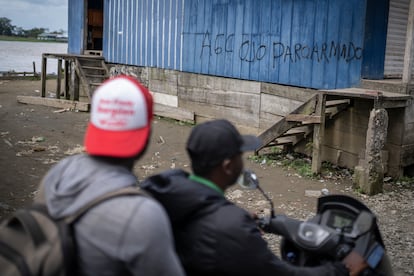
[0,187,145,276]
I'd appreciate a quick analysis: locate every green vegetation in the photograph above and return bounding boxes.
[0,17,65,42]
[0,35,44,42]
[286,159,314,178]
[395,176,414,188]
[248,148,352,180]
[0,35,66,43]
[249,148,414,192]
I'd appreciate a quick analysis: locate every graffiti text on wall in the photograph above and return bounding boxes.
[185,31,363,66]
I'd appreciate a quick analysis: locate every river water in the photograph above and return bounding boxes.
[0,40,68,75]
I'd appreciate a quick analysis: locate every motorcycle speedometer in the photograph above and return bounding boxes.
[297,222,331,248]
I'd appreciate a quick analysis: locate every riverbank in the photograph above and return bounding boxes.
[0,35,67,43]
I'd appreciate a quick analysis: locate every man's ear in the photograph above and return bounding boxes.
[221,158,233,175]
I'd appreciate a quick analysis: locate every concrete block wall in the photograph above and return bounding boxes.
[177,72,262,132]
[108,64,412,177]
[402,103,414,171]
[322,99,371,169]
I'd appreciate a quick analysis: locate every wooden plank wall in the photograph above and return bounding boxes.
[178,72,262,129]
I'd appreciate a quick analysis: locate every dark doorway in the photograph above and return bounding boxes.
[86,0,103,53]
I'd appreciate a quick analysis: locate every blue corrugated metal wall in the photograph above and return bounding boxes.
[98,0,368,89]
[361,0,389,79]
[181,0,367,89]
[68,0,84,54]
[103,0,184,70]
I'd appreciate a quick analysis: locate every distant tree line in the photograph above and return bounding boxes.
[0,17,65,38]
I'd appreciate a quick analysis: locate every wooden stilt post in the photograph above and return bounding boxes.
[41,55,47,98]
[32,62,36,77]
[65,60,70,100]
[74,71,80,101]
[312,93,326,174]
[56,59,62,99]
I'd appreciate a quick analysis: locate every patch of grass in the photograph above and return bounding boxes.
[248,146,283,165]
[395,176,414,188]
[288,159,313,178]
[249,150,353,180]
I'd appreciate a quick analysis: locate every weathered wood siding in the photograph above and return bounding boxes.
[178,72,262,128]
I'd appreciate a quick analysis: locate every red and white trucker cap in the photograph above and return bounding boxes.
[84,75,153,157]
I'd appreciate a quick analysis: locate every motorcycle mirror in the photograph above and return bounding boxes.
[237,169,275,218]
[237,170,259,189]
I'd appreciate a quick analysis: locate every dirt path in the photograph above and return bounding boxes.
[0,79,351,214]
[0,79,412,275]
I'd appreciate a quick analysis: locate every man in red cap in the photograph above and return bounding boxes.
[141,119,367,276]
[36,75,184,276]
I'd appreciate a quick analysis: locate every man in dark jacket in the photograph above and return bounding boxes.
[141,119,367,276]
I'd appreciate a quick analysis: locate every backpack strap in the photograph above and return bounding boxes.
[0,240,32,276]
[34,186,147,276]
[64,186,148,224]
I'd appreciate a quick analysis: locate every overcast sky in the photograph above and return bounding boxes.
[0,0,68,32]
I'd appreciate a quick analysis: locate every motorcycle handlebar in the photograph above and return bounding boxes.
[259,215,302,237]
[259,215,343,256]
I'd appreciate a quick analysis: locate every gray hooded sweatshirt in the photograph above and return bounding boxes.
[39,154,185,276]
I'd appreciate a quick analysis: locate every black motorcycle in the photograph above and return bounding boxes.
[238,170,393,276]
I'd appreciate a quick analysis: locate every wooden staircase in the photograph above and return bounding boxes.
[74,55,110,100]
[256,94,351,155]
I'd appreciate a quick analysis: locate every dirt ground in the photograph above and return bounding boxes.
[0,79,353,216]
[0,79,413,275]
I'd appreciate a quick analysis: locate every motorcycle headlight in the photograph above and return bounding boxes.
[298,222,330,248]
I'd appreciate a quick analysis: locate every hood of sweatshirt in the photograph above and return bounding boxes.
[41,154,137,219]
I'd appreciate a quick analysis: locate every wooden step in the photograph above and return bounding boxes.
[325,99,350,119]
[82,66,106,70]
[256,95,351,156]
[77,55,104,60]
[90,82,103,86]
[283,125,313,136]
[275,136,302,146]
[286,114,321,124]
[256,94,318,153]
[85,74,107,78]
[325,99,351,107]
[77,60,105,68]
[262,135,303,147]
